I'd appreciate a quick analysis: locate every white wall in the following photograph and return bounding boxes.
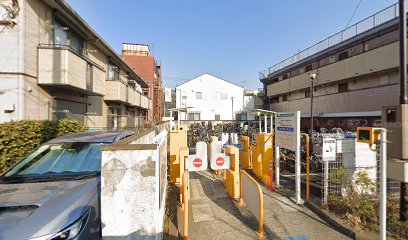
[176,74,250,120]
[101,130,168,240]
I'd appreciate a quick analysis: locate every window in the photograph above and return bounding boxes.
[236,113,248,121]
[215,92,221,100]
[107,64,119,80]
[54,22,68,45]
[54,20,84,53]
[86,63,93,88]
[282,73,290,80]
[338,51,349,61]
[270,97,279,104]
[338,82,349,93]
[386,108,397,123]
[188,113,200,120]
[221,93,228,100]
[305,90,311,98]
[282,95,288,101]
[182,96,187,100]
[305,64,313,72]
[70,31,84,53]
[196,92,202,100]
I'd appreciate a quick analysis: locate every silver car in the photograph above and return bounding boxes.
[0,131,133,240]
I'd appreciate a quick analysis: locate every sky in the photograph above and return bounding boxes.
[66,0,398,90]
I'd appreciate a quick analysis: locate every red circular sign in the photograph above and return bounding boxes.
[193,158,202,168]
[216,157,224,166]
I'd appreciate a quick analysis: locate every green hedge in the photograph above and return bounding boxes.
[0,119,87,173]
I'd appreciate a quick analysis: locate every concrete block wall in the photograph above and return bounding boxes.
[101,129,167,240]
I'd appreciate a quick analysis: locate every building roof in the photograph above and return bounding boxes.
[47,131,134,144]
[176,73,244,89]
[47,0,149,88]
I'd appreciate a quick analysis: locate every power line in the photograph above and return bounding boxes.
[162,76,191,81]
[345,0,363,29]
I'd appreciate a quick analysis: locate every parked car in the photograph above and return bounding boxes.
[0,130,133,240]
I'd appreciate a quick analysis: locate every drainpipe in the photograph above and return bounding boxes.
[17,0,25,120]
[399,0,408,222]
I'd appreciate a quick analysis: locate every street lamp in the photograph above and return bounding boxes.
[310,73,317,135]
[310,73,317,156]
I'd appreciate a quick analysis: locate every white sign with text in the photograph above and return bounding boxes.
[322,138,337,161]
[275,112,300,151]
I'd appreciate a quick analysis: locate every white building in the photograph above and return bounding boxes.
[175,74,262,121]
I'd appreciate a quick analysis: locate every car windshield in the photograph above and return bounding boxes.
[2,142,107,182]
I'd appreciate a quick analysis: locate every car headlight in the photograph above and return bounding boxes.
[31,210,90,240]
[50,210,90,240]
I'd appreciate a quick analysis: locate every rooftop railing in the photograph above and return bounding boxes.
[260,2,402,80]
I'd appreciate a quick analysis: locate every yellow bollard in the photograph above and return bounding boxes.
[224,146,240,199]
[240,136,252,169]
[179,147,189,211]
[253,133,274,186]
[182,170,189,240]
[170,130,188,184]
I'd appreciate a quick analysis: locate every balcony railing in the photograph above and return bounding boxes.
[105,79,149,109]
[260,2,402,79]
[38,44,105,95]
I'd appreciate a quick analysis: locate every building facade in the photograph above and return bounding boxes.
[0,0,151,129]
[176,74,262,121]
[260,3,403,130]
[122,43,162,124]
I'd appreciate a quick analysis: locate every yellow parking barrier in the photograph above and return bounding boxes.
[170,130,188,184]
[240,136,252,169]
[253,133,274,186]
[179,147,189,211]
[224,146,240,199]
[238,170,264,238]
[182,168,189,240]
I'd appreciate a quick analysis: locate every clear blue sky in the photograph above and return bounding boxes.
[67,0,397,90]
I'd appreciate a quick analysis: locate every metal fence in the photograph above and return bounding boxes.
[260,2,402,78]
[314,133,400,205]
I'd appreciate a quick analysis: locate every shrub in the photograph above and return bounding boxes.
[0,119,87,173]
[328,167,408,238]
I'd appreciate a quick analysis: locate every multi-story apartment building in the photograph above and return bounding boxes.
[122,43,162,124]
[260,3,405,131]
[0,0,151,129]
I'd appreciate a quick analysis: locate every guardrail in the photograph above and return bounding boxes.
[261,3,401,79]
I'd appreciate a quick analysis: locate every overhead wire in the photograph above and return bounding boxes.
[345,0,363,29]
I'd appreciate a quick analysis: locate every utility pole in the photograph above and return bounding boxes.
[399,0,408,222]
[231,97,234,120]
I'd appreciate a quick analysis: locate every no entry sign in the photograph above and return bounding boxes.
[187,142,208,172]
[216,157,224,166]
[193,158,203,168]
[209,141,230,170]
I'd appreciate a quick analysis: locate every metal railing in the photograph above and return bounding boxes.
[260,3,401,79]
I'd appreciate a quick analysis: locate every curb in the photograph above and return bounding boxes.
[305,201,356,240]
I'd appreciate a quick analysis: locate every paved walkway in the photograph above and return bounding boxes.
[184,170,351,240]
